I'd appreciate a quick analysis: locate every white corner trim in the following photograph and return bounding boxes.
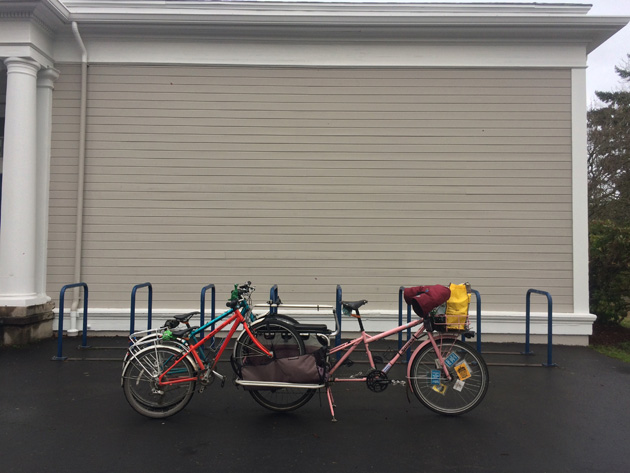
[571,67,590,314]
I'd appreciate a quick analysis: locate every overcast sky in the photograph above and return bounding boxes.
[576,0,630,105]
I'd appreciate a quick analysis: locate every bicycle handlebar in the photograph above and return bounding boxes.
[227,281,256,308]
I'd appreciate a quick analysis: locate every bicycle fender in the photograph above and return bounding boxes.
[123,337,190,367]
[122,335,189,365]
[120,344,198,387]
[232,316,301,360]
[406,339,434,394]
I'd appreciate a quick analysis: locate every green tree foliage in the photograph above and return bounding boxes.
[588,55,630,225]
[589,221,630,324]
[588,55,630,323]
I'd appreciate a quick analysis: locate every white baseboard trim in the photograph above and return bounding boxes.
[53,308,595,346]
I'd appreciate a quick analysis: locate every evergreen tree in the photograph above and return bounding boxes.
[588,55,630,323]
[588,54,630,225]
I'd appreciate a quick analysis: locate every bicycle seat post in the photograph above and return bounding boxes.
[354,309,365,332]
[342,300,368,332]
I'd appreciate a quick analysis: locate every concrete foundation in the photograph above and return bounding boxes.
[0,302,55,346]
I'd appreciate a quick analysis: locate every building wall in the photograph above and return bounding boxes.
[47,63,573,313]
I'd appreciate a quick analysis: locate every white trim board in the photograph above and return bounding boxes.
[52,37,591,68]
[54,308,595,346]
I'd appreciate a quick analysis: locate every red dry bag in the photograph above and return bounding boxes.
[403,285,451,318]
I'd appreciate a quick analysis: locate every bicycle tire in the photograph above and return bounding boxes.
[264,314,300,325]
[409,339,488,416]
[122,345,196,418]
[233,318,315,412]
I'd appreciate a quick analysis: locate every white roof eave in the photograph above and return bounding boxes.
[7,1,628,54]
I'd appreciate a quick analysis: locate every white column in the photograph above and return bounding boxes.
[35,67,59,299]
[0,57,47,306]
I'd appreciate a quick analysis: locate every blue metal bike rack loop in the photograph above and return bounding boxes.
[335,285,343,354]
[471,289,482,354]
[398,287,413,362]
[200,283,216,338]
[130,282,153,334]
[53,282,89,361]
[269,284,280,315]
[525,289,556,367]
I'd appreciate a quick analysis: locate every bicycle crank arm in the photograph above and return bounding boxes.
[198,369,226,393]
[212,370,226,387]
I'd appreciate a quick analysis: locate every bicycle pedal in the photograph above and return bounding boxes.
[212,370,226,388]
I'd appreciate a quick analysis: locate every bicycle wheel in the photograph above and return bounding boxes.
[409,339,488,416]
[233,319,316,412]
[122,345,196,418]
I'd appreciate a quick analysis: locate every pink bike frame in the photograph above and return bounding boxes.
[326,317,459,420]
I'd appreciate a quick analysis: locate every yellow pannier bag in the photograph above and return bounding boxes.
[445,283,471,331]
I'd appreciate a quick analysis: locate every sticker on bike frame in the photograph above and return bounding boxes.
[432,384,447,395]
[453,379,465,392]
[430,370,441,385]
[444,352,460,368]
[454,361,472,381]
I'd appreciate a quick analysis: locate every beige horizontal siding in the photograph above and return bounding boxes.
[47,65,81,296]
[48,65,573,312]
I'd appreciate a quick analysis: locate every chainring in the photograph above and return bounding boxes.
[366,370,389,393]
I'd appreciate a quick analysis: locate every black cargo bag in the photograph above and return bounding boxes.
[240,347,327,389]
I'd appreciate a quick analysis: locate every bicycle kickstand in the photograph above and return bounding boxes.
[326,386,337,422]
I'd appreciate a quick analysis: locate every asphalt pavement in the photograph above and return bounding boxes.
[1,336,629,473]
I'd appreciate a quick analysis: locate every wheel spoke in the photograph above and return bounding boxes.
[233,319,316,412]
[122,345,196,418]
[409,339,488,415]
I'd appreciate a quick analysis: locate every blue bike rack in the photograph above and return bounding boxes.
[53,282,89,361]
[398,287,413,362]
[130,282,153,334]
[525,289,556,367]
[471,289,481,353]
[269,284,280,315]
[200,283,216,339]
[335,285,343,357]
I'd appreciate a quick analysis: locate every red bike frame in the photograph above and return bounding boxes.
[157,307,272,387]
